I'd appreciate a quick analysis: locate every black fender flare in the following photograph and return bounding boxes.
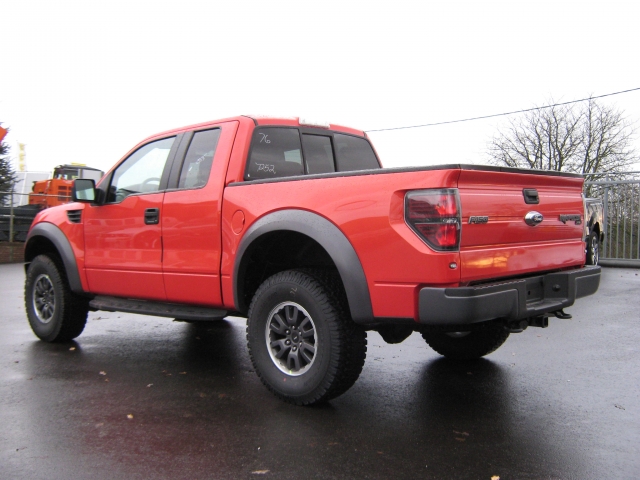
[233,209,373,324]
[25,223,85,294]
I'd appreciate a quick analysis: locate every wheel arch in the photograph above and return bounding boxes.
[233,209,373,324]
[24,223,84,294]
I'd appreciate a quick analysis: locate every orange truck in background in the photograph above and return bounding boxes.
[29,165,104,209]
[1,165,104,242]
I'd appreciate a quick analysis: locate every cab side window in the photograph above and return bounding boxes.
[245,128,304,180]
[178,129,221,189]
[107,137,175,203]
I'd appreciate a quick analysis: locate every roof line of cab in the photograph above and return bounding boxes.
[141,116,367,144]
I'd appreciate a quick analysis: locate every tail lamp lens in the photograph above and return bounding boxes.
[405,189,461,251]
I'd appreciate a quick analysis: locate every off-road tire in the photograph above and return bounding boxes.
[246,270,367,405]
[421,323,510,360]
[25,254,89,342]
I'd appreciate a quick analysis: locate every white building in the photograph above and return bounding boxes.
[11,171,49,206]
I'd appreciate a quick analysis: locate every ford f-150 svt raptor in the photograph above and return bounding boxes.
[23,115,601,405]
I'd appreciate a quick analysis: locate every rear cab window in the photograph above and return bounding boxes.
[245,127,379,181]
[334,133,379,172]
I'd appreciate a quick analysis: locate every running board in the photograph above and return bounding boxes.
[89,296,228,321]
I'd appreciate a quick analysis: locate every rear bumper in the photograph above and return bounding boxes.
[418,266,601,325]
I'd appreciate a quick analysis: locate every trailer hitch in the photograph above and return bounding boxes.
[506,315,549,333]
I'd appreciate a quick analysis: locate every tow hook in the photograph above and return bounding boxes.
[553,309,572,319]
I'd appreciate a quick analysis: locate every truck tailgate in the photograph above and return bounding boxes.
[457,168,585,283]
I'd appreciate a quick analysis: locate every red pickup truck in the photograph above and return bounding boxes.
[23,115,600,405]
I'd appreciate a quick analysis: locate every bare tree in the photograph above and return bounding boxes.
[488,98,637,177]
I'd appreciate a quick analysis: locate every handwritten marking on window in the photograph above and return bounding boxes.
[256,163,276,174]
[259,133,271,144]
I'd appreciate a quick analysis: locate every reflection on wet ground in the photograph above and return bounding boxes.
[1,263,639,479]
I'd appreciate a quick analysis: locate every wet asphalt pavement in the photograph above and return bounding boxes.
[1,263,639,480]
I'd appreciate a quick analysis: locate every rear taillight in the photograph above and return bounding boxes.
[405,189,461,251]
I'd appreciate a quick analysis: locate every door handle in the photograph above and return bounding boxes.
[523,189,539,204]
[144,208,160,225]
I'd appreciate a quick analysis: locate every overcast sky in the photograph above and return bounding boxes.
[2,0,639,174]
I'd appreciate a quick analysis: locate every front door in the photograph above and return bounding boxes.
[83,136,176,300]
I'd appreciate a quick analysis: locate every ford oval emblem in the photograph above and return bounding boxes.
[525,211,544,226]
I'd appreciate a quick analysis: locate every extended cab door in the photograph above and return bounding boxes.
[161,121,239,306]
[83,136,178,300]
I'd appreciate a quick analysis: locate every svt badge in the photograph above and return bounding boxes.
[559,214,582,225]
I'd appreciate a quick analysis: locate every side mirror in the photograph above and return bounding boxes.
[72,179,96,202]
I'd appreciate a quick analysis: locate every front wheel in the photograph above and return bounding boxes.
[586,230,600,265]
[246,270,367,405]
[25,255,89,342]
[421,323,510,360]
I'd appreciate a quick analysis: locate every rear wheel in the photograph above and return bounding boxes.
[25,255,89,342]
[246,270,367,405]
[421,323,509,360]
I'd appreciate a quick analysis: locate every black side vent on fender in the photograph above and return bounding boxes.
[67,210,82,224]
